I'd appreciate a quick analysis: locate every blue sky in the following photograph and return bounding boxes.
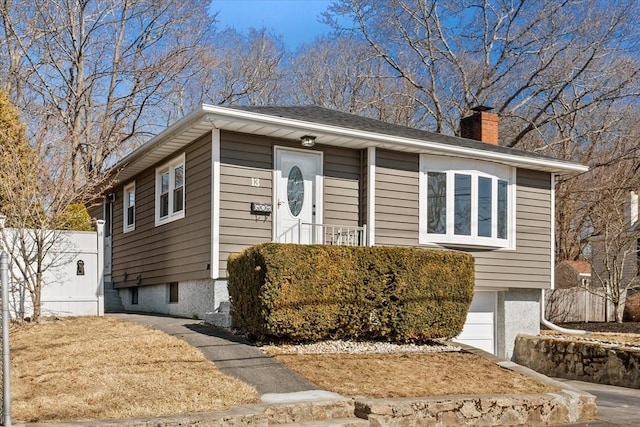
[210,0,334,49]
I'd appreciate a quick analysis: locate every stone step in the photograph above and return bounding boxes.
[205,313,232,328]
[275,418,368,427]
[217,300,231,313]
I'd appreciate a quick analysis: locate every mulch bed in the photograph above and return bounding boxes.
[554,322,640,334]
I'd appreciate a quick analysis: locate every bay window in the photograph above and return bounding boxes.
[419,155,515,248]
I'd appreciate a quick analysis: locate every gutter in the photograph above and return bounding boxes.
[202,105,589,175]
[540,289,591,335]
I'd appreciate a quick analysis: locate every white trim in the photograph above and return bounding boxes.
[154,153,186,226]
[123,181,136,233]
[112,105,587,185]
[367,146,376,246]
[510,168,517,250]
[199,105,588,173]
[211,129,220,279]
[95,220,105,316]
[550,173,556,290]
[419,154,515,249]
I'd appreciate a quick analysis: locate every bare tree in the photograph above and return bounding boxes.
[588,184,640,322]
[1,88,109,321]
[186,27,287,107]
[326,0,640,150]
[0,0,216,188]
[290,35,419,125]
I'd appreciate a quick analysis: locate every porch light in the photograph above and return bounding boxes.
[300,135,316,147]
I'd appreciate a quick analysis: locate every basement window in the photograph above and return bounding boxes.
[168,282,179,303]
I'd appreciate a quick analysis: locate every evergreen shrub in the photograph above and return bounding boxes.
[227,243,474,342]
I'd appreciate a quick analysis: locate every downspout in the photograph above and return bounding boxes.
[543,173,590,335]
[541,289,590,335]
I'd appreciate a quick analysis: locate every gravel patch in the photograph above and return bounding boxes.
[262,340,461,355]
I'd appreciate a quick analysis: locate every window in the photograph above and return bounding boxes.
[131,287,139,305]
[419,155,515,248]
[168,282,179,303]
[155,154,185,225]
[123,182,135,232]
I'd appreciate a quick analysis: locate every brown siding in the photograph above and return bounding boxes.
[111,133,212,288]
[219,132,273,276]
[323,146,360,226]
[374,151,553,289]
[375,150,420,246]
[218,131,362,276]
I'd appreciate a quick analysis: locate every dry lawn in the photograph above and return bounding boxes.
[10,316,259,423]
[272,352,556,398]
[541,329,640,347]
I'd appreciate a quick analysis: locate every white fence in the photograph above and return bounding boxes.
[0,222,104,318]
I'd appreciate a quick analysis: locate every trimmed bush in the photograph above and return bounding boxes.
[227,243,474,342]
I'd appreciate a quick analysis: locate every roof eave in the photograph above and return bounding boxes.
[112,104,588,183]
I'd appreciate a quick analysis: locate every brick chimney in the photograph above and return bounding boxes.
[460,106,499,145]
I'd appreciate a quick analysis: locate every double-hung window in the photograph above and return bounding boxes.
[155,153,185,226]
[123,182,135,232]
[419,155,515,249]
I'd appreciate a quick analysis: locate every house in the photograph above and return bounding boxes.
[93,105,587,360]
[555,260,591,289]
[545,260,608,323]
[587,190,640,322]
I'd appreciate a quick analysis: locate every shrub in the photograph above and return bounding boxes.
[56,203,93,231]
[227,243,474,342]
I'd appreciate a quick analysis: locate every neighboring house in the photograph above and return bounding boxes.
[546,260,609,323]
[555,260,591,289]
[92,105,587,360]
[587,190,640,322]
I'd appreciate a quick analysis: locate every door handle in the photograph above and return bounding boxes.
[277,200,284,207]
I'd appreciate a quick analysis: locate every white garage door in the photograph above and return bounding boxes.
[453,291,496,354]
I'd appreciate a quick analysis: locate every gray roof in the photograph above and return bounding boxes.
[230,105,562,164]
[113,104,587,183]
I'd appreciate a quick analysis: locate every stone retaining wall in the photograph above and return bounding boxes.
[356,391,595,427]
[514,334,640,388]
[25,387,596,427]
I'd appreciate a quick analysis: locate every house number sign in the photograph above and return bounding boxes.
[251,178,260,187]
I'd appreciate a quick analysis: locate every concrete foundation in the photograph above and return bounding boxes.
[498,288,541,360]
[120,279,220,320]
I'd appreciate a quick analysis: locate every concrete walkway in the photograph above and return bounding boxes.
[110,313,330,398]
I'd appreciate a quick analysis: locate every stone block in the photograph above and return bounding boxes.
[459,400,482,419]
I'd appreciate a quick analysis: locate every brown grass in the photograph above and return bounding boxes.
[272,352,556,398]
[10,316,259,423]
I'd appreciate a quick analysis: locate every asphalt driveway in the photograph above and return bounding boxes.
[556,378,640,427]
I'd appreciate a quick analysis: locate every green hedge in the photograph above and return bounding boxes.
[227,243,474,342]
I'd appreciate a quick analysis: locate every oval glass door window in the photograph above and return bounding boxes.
[287,166,304,216]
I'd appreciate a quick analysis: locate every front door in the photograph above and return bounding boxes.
[275,147,322,243]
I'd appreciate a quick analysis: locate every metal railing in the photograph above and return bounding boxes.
[280,220,367,246]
